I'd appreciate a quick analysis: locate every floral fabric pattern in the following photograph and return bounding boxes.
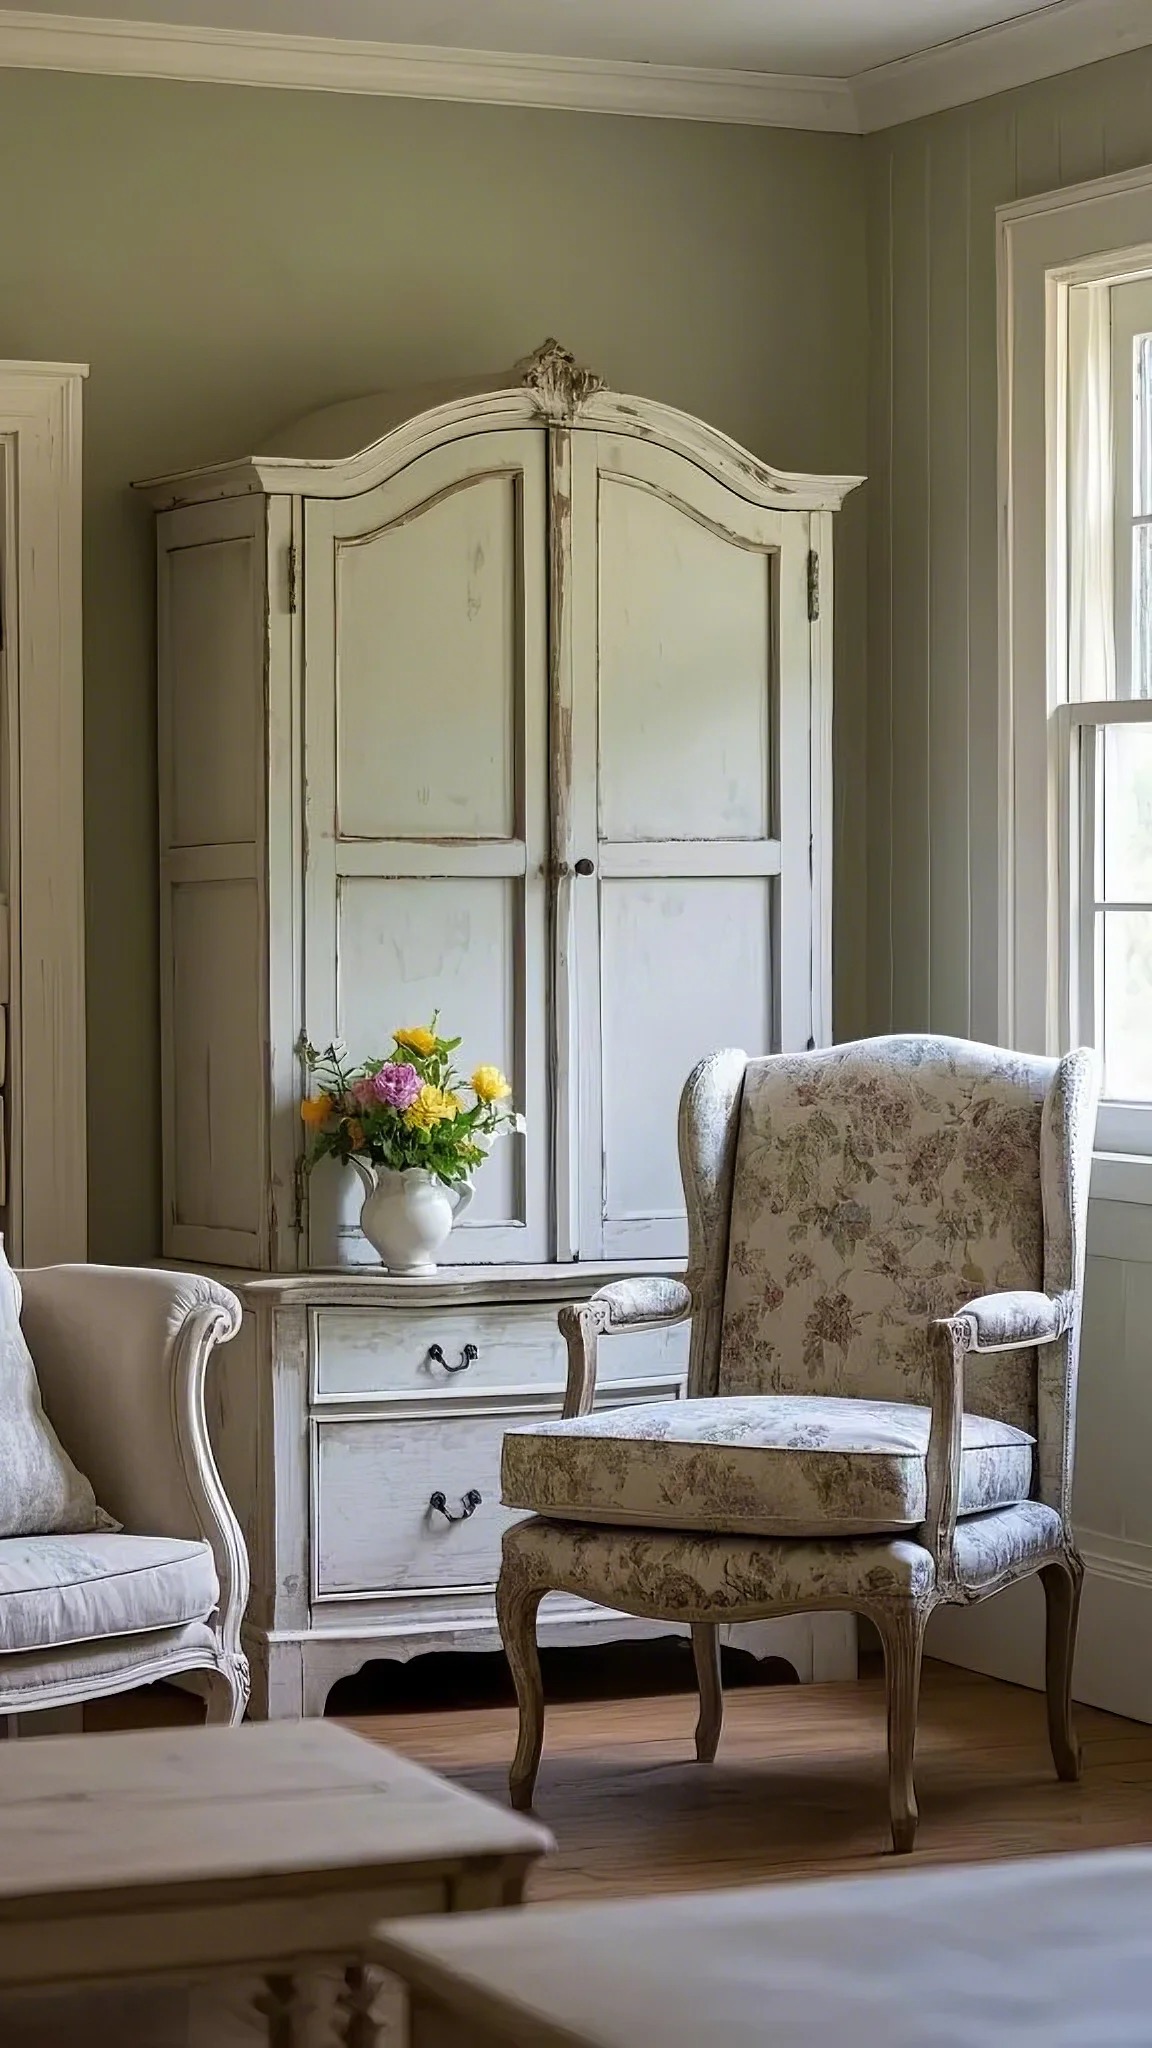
[718,1037,1058,1434]
[502,1395,1034,1539]
[500,1500,1065,1620]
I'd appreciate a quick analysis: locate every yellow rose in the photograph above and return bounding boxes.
[300,1094,331,1129]
[394,1026,438,1057]
[404,1083,461,1131]
[472,1065,511,1104]
[345,1119,365,1151]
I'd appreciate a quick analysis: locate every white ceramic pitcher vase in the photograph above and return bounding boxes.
[350,1162,473,1274]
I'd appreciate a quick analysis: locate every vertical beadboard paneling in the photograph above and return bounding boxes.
[866,147,894,1036]
[869,50,1152,1718]
[927,114,972,1037]
[888,124,932,1031]
[1102,67,1152,178]
[866,45,1152,1039]
[964,102,1017,1044]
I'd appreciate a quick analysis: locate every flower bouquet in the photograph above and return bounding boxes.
[299,1018,523,1272]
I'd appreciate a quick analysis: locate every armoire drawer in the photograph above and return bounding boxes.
[313,1382,681,1600]
[313,1411,530,1598]
[311,1304,690,1402]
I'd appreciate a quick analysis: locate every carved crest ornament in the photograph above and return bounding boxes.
[515,338,605,422]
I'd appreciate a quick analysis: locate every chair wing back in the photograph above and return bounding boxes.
[712,1036,1094,1439]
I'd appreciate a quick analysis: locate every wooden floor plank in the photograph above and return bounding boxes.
[91,1658,1152,1902]
[339,1659,1152,1897]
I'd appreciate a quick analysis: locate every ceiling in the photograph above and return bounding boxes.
[0,0,1094,77]
[2,0,1149,130]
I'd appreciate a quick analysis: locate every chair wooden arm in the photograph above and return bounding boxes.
[925,1288,1073,1591]
[558,1278,693,1418]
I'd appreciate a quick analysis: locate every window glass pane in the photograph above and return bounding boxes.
[1136,333,1152,519]
[1100,909,1152,1100]
[1100,721,1152,901]
[1135,521,1152,701]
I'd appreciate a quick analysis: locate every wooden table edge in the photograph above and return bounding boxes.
[0,1846,549,1929]
[372,1925,596,2048]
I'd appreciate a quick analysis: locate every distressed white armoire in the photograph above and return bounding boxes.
[140,342,862,1717]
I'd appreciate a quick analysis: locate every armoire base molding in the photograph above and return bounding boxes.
[246,1608,856,1721]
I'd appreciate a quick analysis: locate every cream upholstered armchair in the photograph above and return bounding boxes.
[497,1036,1099,1852]
[1,1266,249,1727]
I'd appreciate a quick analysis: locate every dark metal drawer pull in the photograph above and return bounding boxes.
[427,1342,478,1374]
[429,1489,482,1523]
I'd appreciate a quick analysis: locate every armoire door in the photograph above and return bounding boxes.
[303,428,551,1265]
[563,431,822,1263]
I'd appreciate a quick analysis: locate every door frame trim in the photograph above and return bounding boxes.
[0,362,87,1263]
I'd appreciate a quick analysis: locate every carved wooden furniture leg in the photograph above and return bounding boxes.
[204,1661,250,1726]
[875,1601,929,1854]
[338,1962,378,2048]
[497,1572,547,1811]
[1041,1552,1084,1782]
[691,1623,723,1763]
[257,1972,311,2048]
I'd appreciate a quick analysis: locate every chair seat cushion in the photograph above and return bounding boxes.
[501,1395,1035,1539]
[0,1533,219,1655]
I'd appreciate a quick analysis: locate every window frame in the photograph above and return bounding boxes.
[998,166,1152,1170]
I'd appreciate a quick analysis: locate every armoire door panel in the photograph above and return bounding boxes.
[599,876,773,1256]
[598,477,771,843]
[304,429,549,1266]
[334,472,519,843]
[337,873,523,1233]
[565,430,813,1261]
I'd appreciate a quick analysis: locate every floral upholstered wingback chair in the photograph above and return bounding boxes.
[497,1036,1099,1851]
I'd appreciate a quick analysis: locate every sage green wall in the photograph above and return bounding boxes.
[0,69,867,1262]
[866,47,1152,1044]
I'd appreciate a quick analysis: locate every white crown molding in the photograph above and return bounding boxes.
[853,0,1152,134]
[1,0,1151,134]
[0,9,858,130]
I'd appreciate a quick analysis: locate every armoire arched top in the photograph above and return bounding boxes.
[136,338,863,512]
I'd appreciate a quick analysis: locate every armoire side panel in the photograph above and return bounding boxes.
[158,496,269,1267]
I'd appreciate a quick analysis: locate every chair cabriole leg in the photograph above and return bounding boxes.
[1041,1551,1084,1782]
[874,1599,930,1854]
[496,1569,547,1811]
[691,1623,723,1763]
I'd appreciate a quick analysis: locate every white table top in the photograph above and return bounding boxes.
[0,1719,550,1919]
[375,1847,1152,2047]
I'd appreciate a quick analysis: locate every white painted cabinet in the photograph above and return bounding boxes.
[141,343,861,1711]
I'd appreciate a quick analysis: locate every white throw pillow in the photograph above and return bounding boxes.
[0,1239,110,1536]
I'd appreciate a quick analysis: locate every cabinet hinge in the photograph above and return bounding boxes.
[807,549,820,624]
[287,541,298,616]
